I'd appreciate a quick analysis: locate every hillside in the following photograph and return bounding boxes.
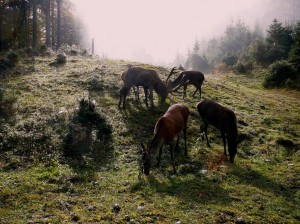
[0,55,299,223]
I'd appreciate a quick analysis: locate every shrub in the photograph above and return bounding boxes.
[0,88,16,118]
[263,61,297,88]
[222,53,238,66]
[63,97,112,157]
[233,61,253,74]
[6,50,19,66]
[233,61,246,73]
[56,53,67,64]
[87,75,104,91]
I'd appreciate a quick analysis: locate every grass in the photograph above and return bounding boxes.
[0,55,299,223]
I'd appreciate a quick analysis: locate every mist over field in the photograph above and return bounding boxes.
[71,0,300,65]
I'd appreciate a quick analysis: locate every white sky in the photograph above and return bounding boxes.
[71,0,263,65]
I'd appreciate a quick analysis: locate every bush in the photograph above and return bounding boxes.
[222,53,238,66]
[63,97,112,157]
[233,61,253,74]
[263,61,297,88]
[56,53,67,64]
[87,75,104,91]
[0,88,16,118]
[6,50,19,66]
[233,61,246,73]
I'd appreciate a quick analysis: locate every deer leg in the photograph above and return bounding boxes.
[184,127,187,156]
[204,122,210,147]
[175,136,180,152]
[144,87,149,107]
[118,90,123,108]
[118,87,128,109]
[183,84,187,99]
[133,86,140,101]
[169,142,177,174]
[156,146,163,167]
[199,86,202,99]
[192,87,198,97]
[123,87,130,109]
[221,132,227,155]
[149,88,154,107]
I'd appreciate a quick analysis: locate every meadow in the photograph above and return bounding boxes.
[0,55,299,223]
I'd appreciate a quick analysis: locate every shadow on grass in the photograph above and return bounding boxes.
[131,173,232,206]
[63,141,115,183]
[63,97,115,182]
[229,163,297,200]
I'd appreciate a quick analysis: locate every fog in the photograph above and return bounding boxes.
[71,0,299,66]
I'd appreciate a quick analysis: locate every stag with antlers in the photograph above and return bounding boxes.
[118,66,168,109]
[166,67,205,99]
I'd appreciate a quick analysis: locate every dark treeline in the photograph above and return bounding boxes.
[184,19,299,71]
[182,19,300,89]
[0,0,86,53]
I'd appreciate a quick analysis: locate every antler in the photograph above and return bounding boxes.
[166,67,178,83]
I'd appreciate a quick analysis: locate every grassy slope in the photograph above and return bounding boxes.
[0,56,299,223]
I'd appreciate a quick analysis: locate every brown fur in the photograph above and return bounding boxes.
[118,66,168,109]
[141,103,190,175]
[167,70,205,99]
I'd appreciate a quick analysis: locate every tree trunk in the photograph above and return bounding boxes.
[51,0,55,48]
[45,0,50,47]
[32,0,37,50]
[56,0,61,50]
[0,0,3,52]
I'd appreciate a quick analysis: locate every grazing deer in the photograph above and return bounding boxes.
[197,99,238,163]
[141,103,190,175]
[121,70,144,101]
[166,68,205,99]
[119,66,168,109]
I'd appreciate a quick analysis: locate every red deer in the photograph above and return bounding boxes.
[197,99,238,163]
[166,68,205,99]
[118,66,168,109]
[121,70,144,101]
[141,103,189,175]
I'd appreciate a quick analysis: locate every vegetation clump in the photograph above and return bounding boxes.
[87,75,104,91]
[0,50,20,74]
[233,61,253,74]
[56,53,67,64]
[64,97,112,158]
[0,88,16,118]
[263,60,299,88]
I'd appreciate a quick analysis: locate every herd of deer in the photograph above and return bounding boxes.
[118,65,239,175]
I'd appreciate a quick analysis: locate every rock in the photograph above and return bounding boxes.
[138,202,145,211]
[113,203,121,213]
[87,205,96,211]
[249,130,258,136]
[124,215,130,221]
[137,205,144,211]
[236,216,246,224]
[200,169,208,174]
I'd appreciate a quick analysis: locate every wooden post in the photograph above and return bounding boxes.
[92,38,94,55]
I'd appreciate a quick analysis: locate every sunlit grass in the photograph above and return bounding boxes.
[0,56,299,223]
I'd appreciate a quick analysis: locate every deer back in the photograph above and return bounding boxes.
[154,104,189,141]
[182,71,205,84]
[197,99,237,139]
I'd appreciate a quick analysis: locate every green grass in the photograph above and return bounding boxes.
[0,56,299,223]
